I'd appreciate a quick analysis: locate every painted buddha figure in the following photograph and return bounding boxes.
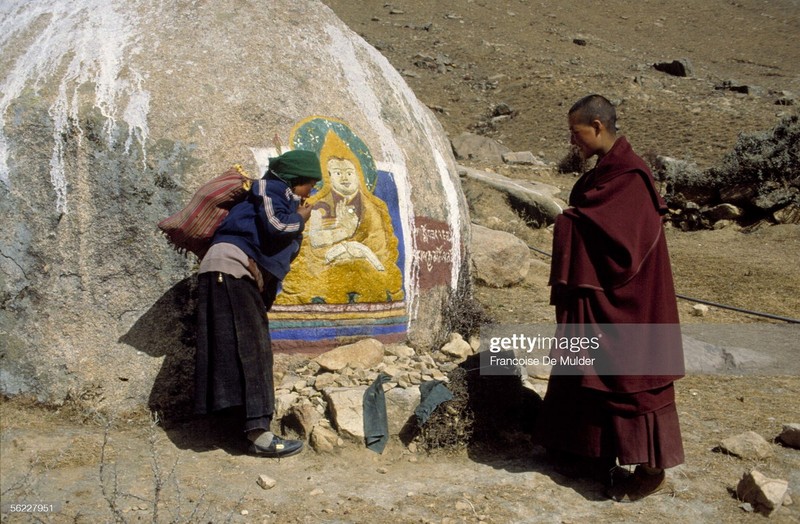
[276,131,404,305]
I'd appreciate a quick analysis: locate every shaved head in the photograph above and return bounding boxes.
[569,94,617,133]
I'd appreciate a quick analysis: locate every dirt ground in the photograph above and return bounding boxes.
[2,0,800,523]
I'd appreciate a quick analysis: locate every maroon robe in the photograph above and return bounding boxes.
[538,136,685,468]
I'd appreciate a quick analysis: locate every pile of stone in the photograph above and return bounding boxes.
[451,132,553,171]
[655,115,800,230]
[659,158,800,230]
[273,334,477,452]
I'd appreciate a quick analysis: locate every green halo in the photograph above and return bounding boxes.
[290,116,378,192]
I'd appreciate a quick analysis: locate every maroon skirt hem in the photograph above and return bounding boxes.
[535,375,684,469]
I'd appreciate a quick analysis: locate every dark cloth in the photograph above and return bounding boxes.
[415,380,454,426]
[194,272,274,432]
[363,373,392,453]
[539,136,684,469]
[212,178,304,280]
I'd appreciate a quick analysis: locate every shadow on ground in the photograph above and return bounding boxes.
[415,353,611,502]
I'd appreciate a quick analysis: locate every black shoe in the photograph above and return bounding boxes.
[248,435,303,458]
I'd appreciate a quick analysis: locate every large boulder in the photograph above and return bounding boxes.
[0,0,470,415]
[470,224,530,287]
[451,132,510,164]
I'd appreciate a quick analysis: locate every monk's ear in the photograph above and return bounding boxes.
[591,119,605,134]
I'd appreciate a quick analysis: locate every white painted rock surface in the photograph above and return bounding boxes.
[0,0,470,414]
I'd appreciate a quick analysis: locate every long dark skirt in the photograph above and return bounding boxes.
[194,272,274,432]
[536,374,684,469]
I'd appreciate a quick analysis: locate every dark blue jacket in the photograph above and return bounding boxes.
[212,178,304,280]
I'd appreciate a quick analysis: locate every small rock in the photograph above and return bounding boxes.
[310,488,325,496]
[712,219,736,230]
[385,344,416,358]
[775,91,796,106]
[377,467,388,474]
[455,500,472,511]
[314,338,385,372]
[523,378,549,398]
[777,423,800,449]
[240,509,249,515]
[439,362,458,373]
[440,332,473,361]
[334,375,354,387]
[736,469,789,517]
[385,386,422,434]
[382,364,402,377]
[431,369,447,381]
[492,102,514,116]
[718,431,774,460]
[715,80,752,94]
[274,392,300,420]
[704,203,743,222]
[285,402,321,438]
[314,372,337,390]
[278,373,302,390]
[451,132,510,163]
[691,304,709,317]
[573,37,587,46]
[773,204,800,225]
[323,387,368,439]
[257,475,277,490]
[502,151,538,165]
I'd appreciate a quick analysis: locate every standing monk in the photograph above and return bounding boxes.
[538,95,685,501]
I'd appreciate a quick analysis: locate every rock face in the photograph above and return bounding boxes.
[0,0,470,414]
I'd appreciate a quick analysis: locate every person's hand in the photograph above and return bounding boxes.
[297,204,312,223]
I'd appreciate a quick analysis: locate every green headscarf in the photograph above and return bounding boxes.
[267,149,322,183]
